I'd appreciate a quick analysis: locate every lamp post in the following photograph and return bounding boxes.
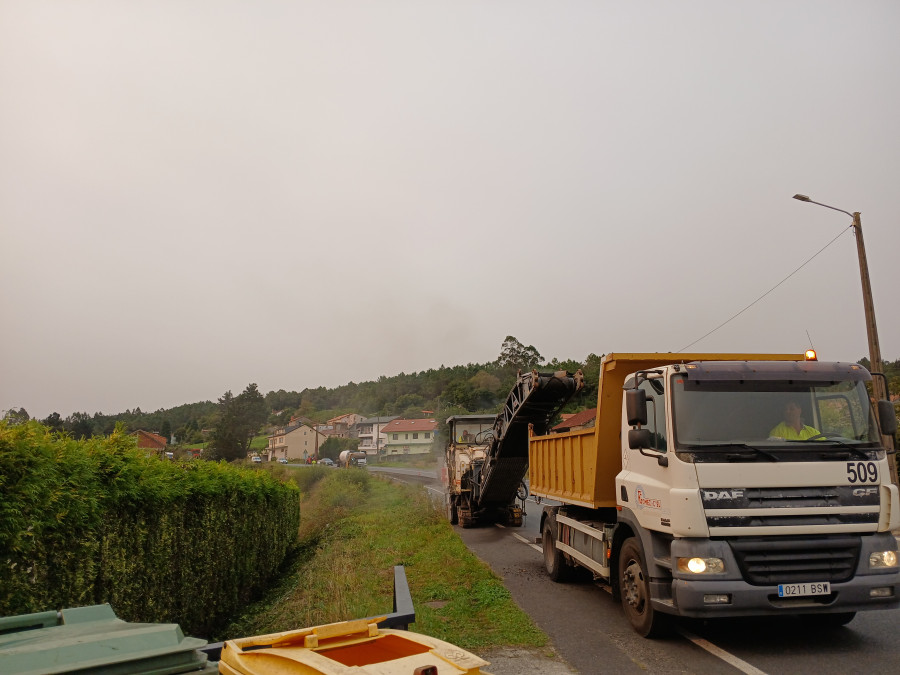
[793,194,897,485]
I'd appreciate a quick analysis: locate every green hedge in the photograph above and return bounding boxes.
[0,421,300,637]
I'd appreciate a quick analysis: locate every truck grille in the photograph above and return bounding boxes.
[700,485,879,509]
[728,535,860,585]
[701,485,880,529]
[706,513,877,527]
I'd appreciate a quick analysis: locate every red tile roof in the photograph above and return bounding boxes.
[134,429,167,450]
[552,408,596,432]
[382,418,437,433]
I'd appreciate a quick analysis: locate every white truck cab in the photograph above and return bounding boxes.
[532,353,900,637]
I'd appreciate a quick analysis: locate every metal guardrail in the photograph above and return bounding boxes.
[375,565,416,630]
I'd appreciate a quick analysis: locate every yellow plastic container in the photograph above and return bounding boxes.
[219,617,492,675]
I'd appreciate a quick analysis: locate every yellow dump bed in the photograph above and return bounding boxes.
[528,352,805,508]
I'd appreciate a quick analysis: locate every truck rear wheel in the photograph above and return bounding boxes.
[458,504,473,528]
[447,496,458,525]
[542,519,570,582]
[619,538,668,638]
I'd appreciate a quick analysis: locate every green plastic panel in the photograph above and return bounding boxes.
[0,604,217,675]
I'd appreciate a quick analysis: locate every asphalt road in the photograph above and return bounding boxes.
[370,468,900,674]
[458,499,900,675]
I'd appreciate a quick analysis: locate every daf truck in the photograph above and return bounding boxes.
[531,352,899,636]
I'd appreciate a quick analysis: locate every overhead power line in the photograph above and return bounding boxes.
[678,224,853,353]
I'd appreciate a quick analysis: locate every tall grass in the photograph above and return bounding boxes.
[376,452,442,469]
[222,470,545,650]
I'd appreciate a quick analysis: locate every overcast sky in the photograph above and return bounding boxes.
[2,1,899,420]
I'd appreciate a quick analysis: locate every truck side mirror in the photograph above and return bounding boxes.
[628,428,651,449]
[877,400,898,436]
[626,389,648,426]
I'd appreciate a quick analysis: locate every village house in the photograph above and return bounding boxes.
[267,421,329,462]
[133,429,167,454]
[357,416,398,456]
[551,408,597,433]
[326,413,366,438]
[380,418,437,456]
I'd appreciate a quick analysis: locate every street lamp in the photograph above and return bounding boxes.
[793,194,897,484]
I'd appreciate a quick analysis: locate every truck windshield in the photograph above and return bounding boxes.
[671,376,881,459]
[452,420,495,445]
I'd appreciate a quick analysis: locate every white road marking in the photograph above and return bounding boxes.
[505,529,770,675]
[676,628,769,675]
[512,532,543,552]
[493,523,506,528]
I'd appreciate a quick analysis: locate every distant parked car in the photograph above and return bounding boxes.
[251,456,262,463]
[319,458,335,467]
[278,458,288,464]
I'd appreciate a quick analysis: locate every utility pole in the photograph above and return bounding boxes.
[374,416,380,461]
[793,195,897,486]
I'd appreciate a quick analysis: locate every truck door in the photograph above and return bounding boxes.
[620,376,671,530]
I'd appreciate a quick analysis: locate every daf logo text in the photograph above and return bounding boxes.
[703,489,745,500]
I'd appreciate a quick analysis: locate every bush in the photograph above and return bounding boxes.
[0,421,300,637]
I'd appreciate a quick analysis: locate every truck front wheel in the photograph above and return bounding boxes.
[618,538,668,638]
[542,519,570,582]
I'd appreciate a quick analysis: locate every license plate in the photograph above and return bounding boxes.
[777,582,831,597]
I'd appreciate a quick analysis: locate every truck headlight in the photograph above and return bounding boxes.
[677,557,725,574]
[869,551,898,568]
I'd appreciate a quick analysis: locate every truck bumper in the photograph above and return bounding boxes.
[667,573,900,618]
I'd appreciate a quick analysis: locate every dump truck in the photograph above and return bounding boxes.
[445,370,583,527]
[531,352,900,636]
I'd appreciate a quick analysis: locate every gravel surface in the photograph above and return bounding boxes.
[476,647,578,674]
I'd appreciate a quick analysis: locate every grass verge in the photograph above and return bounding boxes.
[221,470,545,651]
[375,452,441,469]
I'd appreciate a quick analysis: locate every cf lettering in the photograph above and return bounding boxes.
[852,487,877,497]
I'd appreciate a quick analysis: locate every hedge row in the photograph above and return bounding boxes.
[0,421,300,637]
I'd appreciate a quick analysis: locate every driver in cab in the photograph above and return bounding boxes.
[769,400,821,441]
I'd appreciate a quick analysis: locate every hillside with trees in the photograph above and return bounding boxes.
[5,338,898,450]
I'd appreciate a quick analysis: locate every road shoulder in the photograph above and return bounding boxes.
[476,647,578,674]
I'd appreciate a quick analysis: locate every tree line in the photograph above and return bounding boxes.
[5,338,898,457]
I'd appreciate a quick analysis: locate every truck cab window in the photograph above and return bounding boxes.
[639,378,667,451]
